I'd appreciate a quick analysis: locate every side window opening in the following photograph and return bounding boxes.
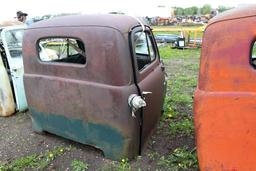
[5,29,24,58]
[147,34,156,61]
[251,42,256,68]
[38,38,86,65]
[134,31,156,71]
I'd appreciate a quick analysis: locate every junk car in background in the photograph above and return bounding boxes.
[23,14,166,160]
[154,34,185,48]
[155,34,180,44]
[0,22,27,116]
[194,5,256,170]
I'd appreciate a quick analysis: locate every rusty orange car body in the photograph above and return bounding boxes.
[194,5,256,171]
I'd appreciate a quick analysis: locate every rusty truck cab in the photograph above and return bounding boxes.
[194,5,256,170]
[23,14,166,160]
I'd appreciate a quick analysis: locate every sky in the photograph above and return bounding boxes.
[1,0,255,21]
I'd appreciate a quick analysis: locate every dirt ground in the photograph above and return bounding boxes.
[0,50,199,171]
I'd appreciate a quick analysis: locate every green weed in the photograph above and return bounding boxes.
[168,74,196,111]
[185,63,200,72]
[0,146,69,171]
[147,151,160,160]
[160,47,199,137]
[117,159,131,171]
[163,94,176,119]
[156,38,200,170]
[100,158,131,171]
[71,159,89,171]
[169,118,194,137]
[157,147,198,170]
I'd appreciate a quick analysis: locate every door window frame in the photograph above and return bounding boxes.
[129,26,160,82]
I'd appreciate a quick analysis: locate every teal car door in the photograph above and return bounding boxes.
[1,25,27,112]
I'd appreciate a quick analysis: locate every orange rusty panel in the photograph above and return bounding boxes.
[194,5,256,171]
[199,17,256,92]
[194,90,256,170]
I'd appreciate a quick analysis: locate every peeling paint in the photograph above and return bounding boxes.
[30,108,126,160]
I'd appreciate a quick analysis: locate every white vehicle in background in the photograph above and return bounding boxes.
[0,21,27,116]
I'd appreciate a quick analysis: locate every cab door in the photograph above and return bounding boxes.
[130,26,166,149]
[1,26,27,112]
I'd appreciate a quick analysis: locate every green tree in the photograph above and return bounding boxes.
[184,7,194,15]
[174,7,184,16]
[191,6,199,15]
[201,4,212,15]
[218,6,233,13]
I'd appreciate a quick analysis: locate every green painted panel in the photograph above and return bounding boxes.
[30,108,125,160]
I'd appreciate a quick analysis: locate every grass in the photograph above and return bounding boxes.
[169,118,194,137]
[71,159,89,171]
[157,46,200,170]
[0,146,70,171]
[159,46,200,60]
[100,158,131,171]
[147,152,160,161]
[116,159,132,171]
[158,147,198,171]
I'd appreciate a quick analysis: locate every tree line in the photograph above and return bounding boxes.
[173,4,233,16]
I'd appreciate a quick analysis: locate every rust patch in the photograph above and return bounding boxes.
[194,6,256,171]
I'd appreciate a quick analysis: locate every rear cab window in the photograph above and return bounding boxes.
[38,38,86,65]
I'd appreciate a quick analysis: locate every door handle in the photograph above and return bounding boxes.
[128,94,147,118]
[161,65,165,71]
[141,91,152,102]
[142,91,152,97]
